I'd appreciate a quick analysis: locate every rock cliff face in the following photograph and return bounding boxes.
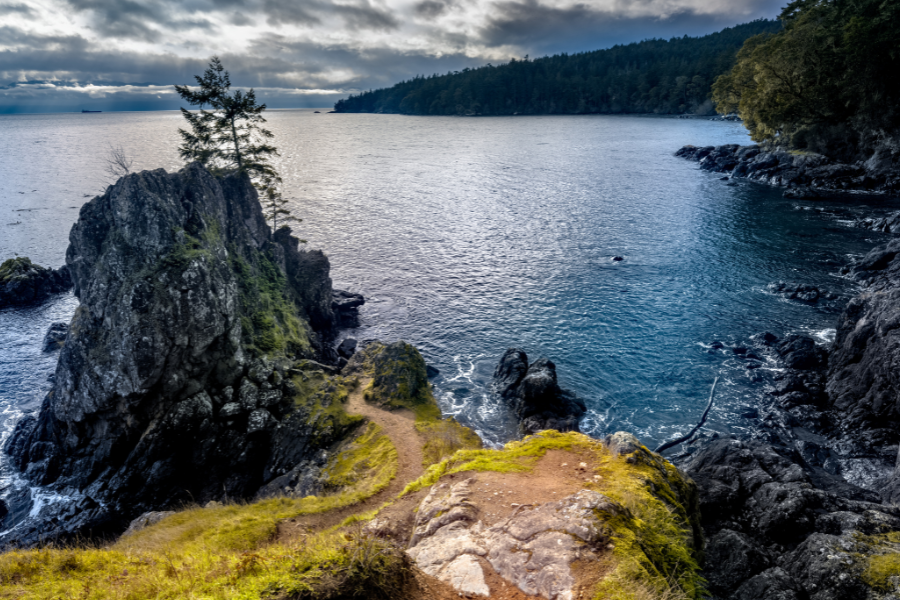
[0,257,72,307]
[675,144,900,193]
[492,349,586,435]
[828,239,900,445]
[2,164,355,545]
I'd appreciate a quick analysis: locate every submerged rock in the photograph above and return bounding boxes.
[492,348,586,435]
[0,257,72,308]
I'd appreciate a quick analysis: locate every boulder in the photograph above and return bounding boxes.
[492,349,586,434]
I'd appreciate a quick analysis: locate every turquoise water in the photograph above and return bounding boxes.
[0,111,896,460]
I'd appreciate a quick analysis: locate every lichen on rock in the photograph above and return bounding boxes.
[403,430,704,600]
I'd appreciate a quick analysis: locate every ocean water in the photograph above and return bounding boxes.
[1,110,897,468]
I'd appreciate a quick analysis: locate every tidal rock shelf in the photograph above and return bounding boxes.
[676,143,900,194]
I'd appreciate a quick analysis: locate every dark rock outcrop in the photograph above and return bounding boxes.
[332,290,365,327]
[683,437,900,600]
[0,257,72,307]
[828,238,900,446]
[767,282,838,303]
[675,144,900,193]
[1,164,357,546]
[492,349,586,435]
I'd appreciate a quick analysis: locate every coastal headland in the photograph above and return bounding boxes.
[2,152,900,599]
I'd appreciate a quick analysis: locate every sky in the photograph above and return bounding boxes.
[0,0,784,113]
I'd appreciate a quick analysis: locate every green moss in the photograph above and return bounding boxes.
[0,257,38,283]
[230,248,312,359]
[418,417,484,466]
[853,531,900,592]
[322,422,397,495]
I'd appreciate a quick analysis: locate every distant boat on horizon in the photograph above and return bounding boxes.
[81,110,102,113]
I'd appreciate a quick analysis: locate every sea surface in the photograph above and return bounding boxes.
[2,111,898,474]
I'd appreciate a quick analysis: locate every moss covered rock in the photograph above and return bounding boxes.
[402,430,704,600]
[1,165,344,546]
[0,257,72,307]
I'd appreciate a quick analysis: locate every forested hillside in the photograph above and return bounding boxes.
[334,19,780,116]
[713,0,900,161]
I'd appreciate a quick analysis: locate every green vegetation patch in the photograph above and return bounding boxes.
[853,531,900,592]
[354,341,482,464]
[0,373,405,600]
[0,257,39,283]
[230,246,312,358]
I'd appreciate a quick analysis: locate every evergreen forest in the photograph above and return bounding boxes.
[712,0,900,160]
[333,19,780,116]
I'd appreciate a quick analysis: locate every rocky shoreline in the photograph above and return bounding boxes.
[676,143,900,195]
[4,154,900,598]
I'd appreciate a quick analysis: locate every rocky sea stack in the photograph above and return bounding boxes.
[2,164,361,544]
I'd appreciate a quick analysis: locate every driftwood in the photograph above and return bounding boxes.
[654,377,719,454]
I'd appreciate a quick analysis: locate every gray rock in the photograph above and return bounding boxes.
[406,477,622,600]
[42,322,68,352]
[121,510,176,537]
[1,164,347,546]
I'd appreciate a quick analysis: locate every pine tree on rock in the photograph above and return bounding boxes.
[175,57,300,234]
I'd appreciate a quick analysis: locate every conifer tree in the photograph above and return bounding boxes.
[175,57,300,233]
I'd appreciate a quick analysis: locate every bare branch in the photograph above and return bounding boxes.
[104,144,134,183]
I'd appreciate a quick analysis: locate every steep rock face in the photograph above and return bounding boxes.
[2,164,353,545]
[492,348,586,434]
[0,257,72,307]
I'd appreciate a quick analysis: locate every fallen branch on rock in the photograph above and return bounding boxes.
[654,377,718,454]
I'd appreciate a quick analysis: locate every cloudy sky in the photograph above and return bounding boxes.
[0,0,783,112]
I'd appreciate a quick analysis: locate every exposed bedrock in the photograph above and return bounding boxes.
[684,437,900,600]
[1,164,363,546]
[0,257,72,308]
[829,238,900,447]
[492,348,586,435]
[675,144,900,194]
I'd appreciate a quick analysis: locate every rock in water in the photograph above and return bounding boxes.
[492,348,586,434]
[2,164,348,545]
[0,257,72,307]
[42,322,68,352]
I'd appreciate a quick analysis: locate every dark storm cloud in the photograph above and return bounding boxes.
[479,0,784,54]
[66,0,217,42]
[413,0,453,18]
[0,2,34,15]
[261,0,399,31]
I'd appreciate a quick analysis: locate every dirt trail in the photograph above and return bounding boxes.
[277,377,426,538]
